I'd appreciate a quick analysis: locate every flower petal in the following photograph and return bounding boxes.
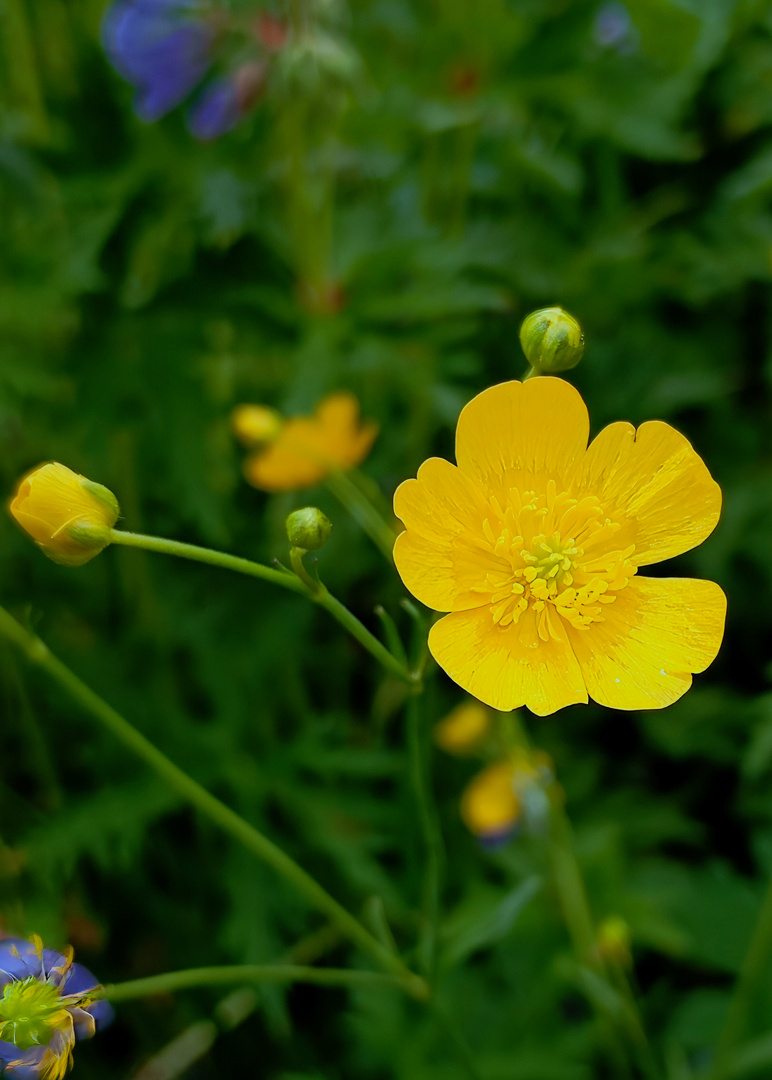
[63,962,99,997]
[574,420,722,565]
[243,419,328,491]
[394,458,502,611]
[83,1000,115,1033]
[428,606,588,715]
[568,576,727,710]
[455,378,590,497]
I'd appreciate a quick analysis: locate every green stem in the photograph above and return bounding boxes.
[325,469,396,563]
[548,805,597,963]
[407,694,444,982]
[522,365,538,381]
[425,997,484,1080]
[0,605,426,998]
[548,803,661,1080]
[109,530,416,688]
[99,965,408,1002]
[707,876,772,1080]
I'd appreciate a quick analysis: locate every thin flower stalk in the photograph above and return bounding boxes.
[407,693,444,983]
[325,467,396,563]
[99,965,410,1003]
[109,530,417,687]
[0,604,426,999]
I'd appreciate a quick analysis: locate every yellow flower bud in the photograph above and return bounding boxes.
[286,506,333,551]
[595,915,632,968]
[9,463,119,567]
[519,307,584,373]
[434,702,491,756]
[231,404,283,447]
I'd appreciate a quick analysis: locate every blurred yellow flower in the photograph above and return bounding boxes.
[241,392,378,493]
[461,748,555,842]
[394,378,726,715]
[461,761,521,839]
[434,701,491,755]
[9,463,119,567]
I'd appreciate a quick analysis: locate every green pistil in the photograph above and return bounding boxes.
[0,978,65,1050]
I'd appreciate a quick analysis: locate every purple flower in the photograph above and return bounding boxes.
[187,61,267,140]
[187,77,239,140]
[102,0,215,121]
[0,936,112,1079]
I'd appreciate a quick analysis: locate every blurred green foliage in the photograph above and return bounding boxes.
[3,0,772,1077]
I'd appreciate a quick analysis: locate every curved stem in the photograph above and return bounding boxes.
[99,965,408,1002]
[0,605,426,998]
[109,530,416,688]
[707,875,772,1080]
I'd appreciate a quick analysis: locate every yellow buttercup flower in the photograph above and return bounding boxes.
[241,392,378,493]
[461,761,521,839]
[9,463,119,567]
[461,749,556,842]
[434,701,491,755]
[394,378,726,716]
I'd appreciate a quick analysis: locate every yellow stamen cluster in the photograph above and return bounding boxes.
[0,978,74,1068]
[475,481,635,642]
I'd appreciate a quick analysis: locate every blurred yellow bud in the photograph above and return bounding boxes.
[519,307,584,373]
[9,463,119,567]
[231,404,283,447]
[460,761,520,840]
[434,702,491,755]
[286,506,333,551]
[596,916,632,968]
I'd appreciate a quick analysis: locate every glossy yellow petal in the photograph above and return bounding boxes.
[568,576,727,710]
[455,378,590,497]
[429,605,588,716]
[9,463,119,567]
[394,457,503,611]
[460,761,520,836]
[574,420,721,565]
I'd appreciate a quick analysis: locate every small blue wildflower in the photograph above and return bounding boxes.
[0,936,112,1080]
[187,61,267,140]
[102,0,216,122]
[593,2,639,54]
[188,77,239,140]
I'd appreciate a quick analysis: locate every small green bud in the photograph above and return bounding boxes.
[286,507,333,551]
[519,307,584,374]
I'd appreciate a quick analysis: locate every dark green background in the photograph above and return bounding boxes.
[2,0,772,1076]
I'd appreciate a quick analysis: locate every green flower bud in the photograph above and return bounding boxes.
[286,507,333,551]
[519,307,584,374]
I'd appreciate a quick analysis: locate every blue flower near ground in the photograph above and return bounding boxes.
[0,937,112,1079]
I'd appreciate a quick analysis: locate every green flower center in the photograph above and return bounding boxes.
[0,978,67,1050]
